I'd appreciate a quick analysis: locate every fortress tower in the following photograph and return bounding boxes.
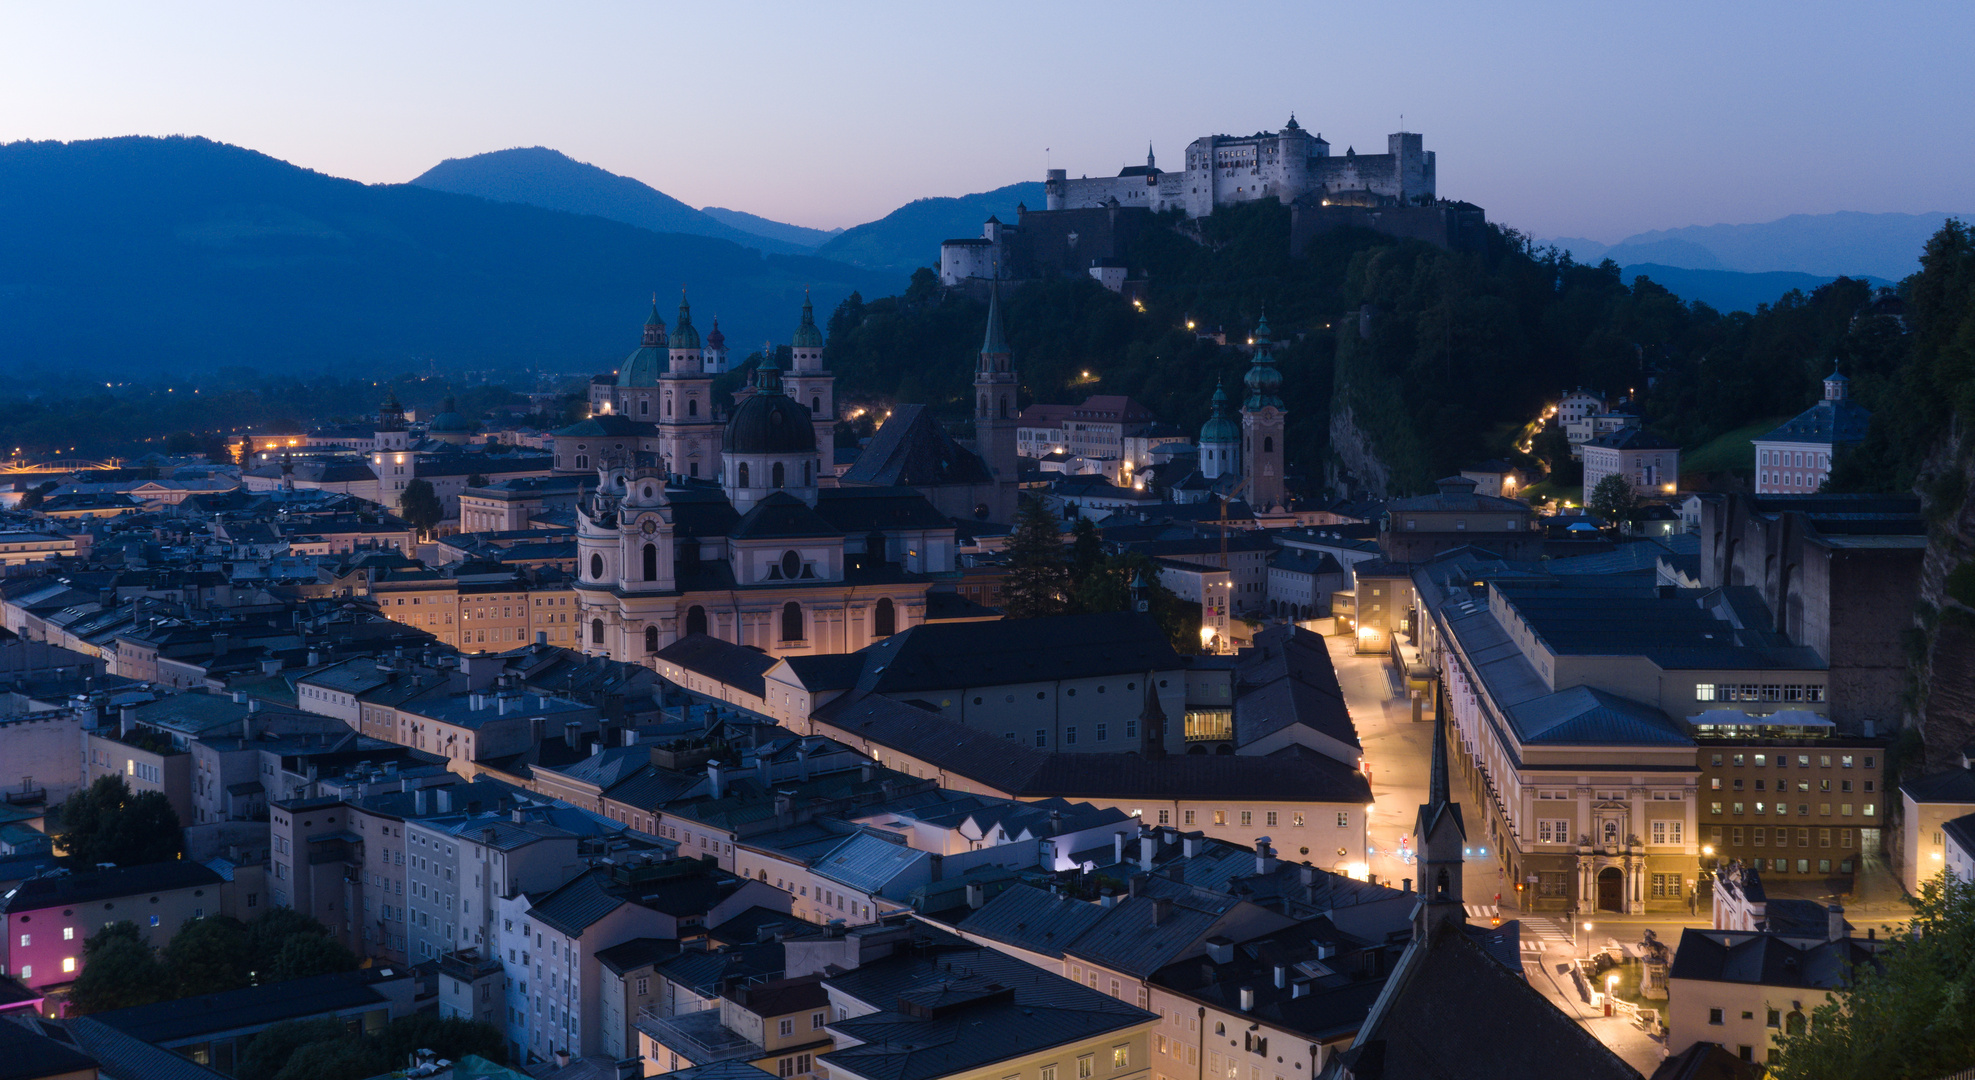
[1241,312,1287,511]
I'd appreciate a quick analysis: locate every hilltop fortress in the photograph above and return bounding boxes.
[1047,116,1435,216]
[942,118,1480,288]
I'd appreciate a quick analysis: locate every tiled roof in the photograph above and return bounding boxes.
[809,833,931,894]
[729,492,842,540]
[1900,766,1975,804]
[1667,927,1879,989]
[2,861,224,913]
[954,883,1108,958]
[821,936,1153,1080]
[849,612,1183,696]
[654,634,777,698]
[1758,398,1872,446]
[1332,921,1639,1080]
[526,868,628,937]
[840,405,993,488]
[90,970,391,1042]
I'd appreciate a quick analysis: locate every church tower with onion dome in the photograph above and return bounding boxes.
[782,291,837,481]
[658,292,722,481]
[1241,311,1287,510]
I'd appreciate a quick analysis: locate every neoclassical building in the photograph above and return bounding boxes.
[562,298,958,664]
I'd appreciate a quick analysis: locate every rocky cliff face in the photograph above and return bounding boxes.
[1908,425,1975,772]
[1327,403,1395,498]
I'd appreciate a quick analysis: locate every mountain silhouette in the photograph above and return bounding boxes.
[1543,210,1969,281]
[700,206,841,250]
[816,182,1048,275]
[0,136,893,375]
[411,146,818,255]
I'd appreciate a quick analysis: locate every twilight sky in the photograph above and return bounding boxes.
[3,0,1969,241]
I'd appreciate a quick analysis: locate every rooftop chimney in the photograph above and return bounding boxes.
[1100,889,1117,909]
[1182,831,1203,858]
[1273,963,1287,988]
[1113,832,1127,866]
[1151,898,1173,926]
[1139,831,1157,872]
[563,720,581,749]
[1254,837,1277,876]
[707,761,724,800]
[1239,986,1255,1012]
[1828,904,1846,943]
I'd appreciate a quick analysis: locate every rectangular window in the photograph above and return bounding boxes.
[1113,1046,1130,1069]
[1709,1008,1724,1025]
[1266,812,1278,826]
[1184,811,1196,826]
[1065,727,1078,746]
[1078,1056,1094,1079]
[779,1019,794,1037]
[1292,813,1305,827]
[1213,811,1227,826]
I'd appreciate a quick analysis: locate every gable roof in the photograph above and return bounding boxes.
[840,405,993,488]
[1332,920,1640,1080]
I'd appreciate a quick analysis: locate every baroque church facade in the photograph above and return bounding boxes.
[555,296,956,664]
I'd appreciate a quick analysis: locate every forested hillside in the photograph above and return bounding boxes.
[824,201,1903,495]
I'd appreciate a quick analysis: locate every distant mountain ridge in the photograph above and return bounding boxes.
[1540,210,1970,280]
[816,182,1048,276]
[700,206,841,250]
[411,147,819,256]
[1620,264,1893,315]
[0,136,893,375]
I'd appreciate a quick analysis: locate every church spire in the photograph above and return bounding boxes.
[1147,142,1156,170]
[981,276,1010,362]
[1413,709,1467,938]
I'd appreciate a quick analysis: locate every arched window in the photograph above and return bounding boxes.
[665,398,672,417]
[811,396,821,414]
[802,462,811,486]
[874,597,896,637]
[999,395,1010,418]
[642,543,658,581]
[771,462,786,489]
[685,605,708,636]
[1263,436,1274,453]
[591,619,604,644]
[780,601,804,642]
[688,398,698,417]
[640,400,648,415]
[737,462,749,488]
[781,550,802,580]
[979,394,988,415]
[644,625,658,653]
[590,554,604,580]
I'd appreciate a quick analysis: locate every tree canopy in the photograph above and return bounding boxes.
[1588,473,1638,525]
[56,775,183,870]
[67,921,170,1014]
[1769,872,1975,1080]
[398,478,443,536]
[237,1013,508,1080]
[1000,497,1070,618]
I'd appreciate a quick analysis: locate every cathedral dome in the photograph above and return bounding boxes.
[726,360,816,456]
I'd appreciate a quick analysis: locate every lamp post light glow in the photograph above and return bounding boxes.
[1604,973,1619,1016]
